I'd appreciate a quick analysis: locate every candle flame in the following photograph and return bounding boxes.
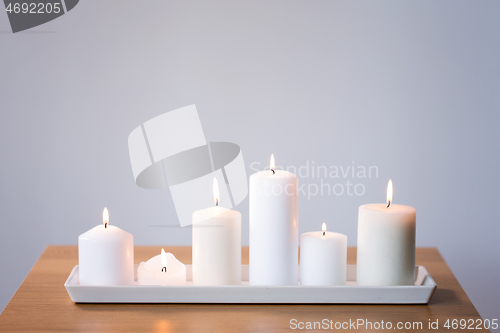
[322,223,326,236]
[213,177,219,206]
[161,248,167,272]
[270,154,275,174]
[387,179,393,208]
[103,207,109,227]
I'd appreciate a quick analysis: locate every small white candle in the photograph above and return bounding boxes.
[192,178,241,285]
[357,180,416,286]
[137,249,186,286]
[249,154,298,285]
[300,223,347,285]
[78,208,134,286]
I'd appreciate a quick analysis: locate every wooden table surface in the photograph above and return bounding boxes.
[0,246,489,332]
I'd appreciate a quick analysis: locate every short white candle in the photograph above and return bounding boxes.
[137,249,186,286]
[192,178,241,285]
[357,180,416,286]
[249,154,299,285]
[78,208,134,286]
[300,223,347,286]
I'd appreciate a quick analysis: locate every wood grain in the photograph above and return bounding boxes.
[0,247,488,332]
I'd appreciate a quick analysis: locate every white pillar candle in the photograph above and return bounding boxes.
[192,178,241,285]
[300,223,347,285]
[357,180,416,286]
[137,249,186,286]
[249,154,298,285]
[78,208,134,286]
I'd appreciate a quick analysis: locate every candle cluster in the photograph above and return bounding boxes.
[77,155,416,288]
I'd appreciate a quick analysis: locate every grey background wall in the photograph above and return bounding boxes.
[1,0,499,324]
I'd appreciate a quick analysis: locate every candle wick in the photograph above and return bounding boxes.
[271,168,275,175]
[215,198,219,207]
[162,267,167,273]
[104,223,107,229]
[387,200,391,208]
[322,231,325,236]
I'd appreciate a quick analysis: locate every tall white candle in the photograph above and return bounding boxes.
[192,178,241,285]
[357,180,416,286]
[137,249,186,286]
[78,208,134,286]
[249,154,298,285]
[300,223,347,286]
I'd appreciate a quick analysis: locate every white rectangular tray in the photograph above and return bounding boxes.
[65,264,436,304]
